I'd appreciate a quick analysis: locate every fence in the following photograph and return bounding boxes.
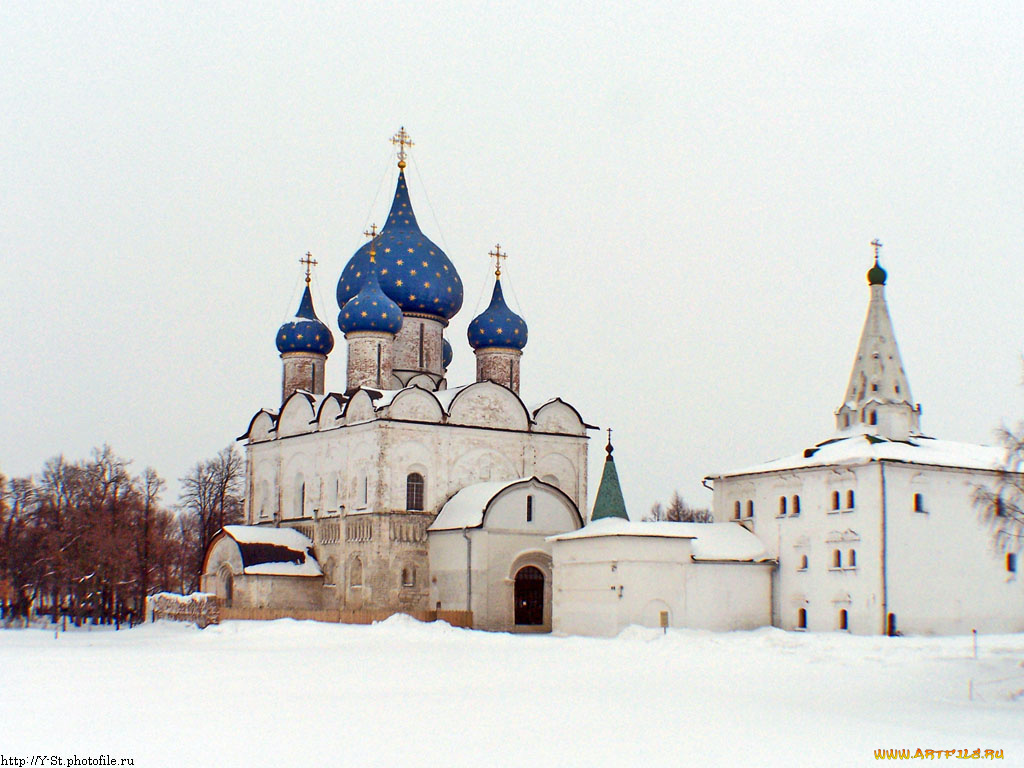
[218,605,473,628]
[148,592,220,628]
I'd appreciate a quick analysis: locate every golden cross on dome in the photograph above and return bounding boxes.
[391,126,414,169]
[871,238,883,264]
[299,252,318,285]
[489,243,508,279]
[364,223,379,263]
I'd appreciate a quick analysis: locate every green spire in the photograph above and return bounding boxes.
[591,429,628,521]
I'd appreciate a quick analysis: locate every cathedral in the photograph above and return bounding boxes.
[200,131,1023,637]
[201,131,589,632]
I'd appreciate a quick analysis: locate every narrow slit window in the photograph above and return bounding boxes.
[1008,553,1017,574]
[848,549,856,568]
[779,496,787,516]
[914,493,925,513]
[526,495,534,523]
[839,609,848,631]
[733,501,741,520]
[746,500,754,518]
[798,555,808,571]
[797,608,807,629]
[832,549,842,569]
[791,495,800,516]
[846,490,855,509]
[831,491,840,511]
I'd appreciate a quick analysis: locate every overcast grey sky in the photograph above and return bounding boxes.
[2,2,1022,515]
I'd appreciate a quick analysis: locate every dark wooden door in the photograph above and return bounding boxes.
[514,566,544,626]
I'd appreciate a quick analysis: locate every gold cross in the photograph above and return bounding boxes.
[489,243,508,278]
[364,223,379,263]
[391,126,414,168]
[299,252,318,285]
[871,239,883,264]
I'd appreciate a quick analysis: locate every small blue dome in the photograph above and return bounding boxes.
[337,170,464,321]
[467,279,528,351]
[442,337,453,369]
[277,285,334,355]
[339,268,403,335]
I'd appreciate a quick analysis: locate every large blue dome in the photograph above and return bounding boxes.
[337,170,463,321]
[467,279,528,351]
[339,269,403,335]
[277,285,335,355]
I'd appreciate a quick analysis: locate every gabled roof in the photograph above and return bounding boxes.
[221,525,322,577]
[708,432,1006,479]
[428,477,581,532]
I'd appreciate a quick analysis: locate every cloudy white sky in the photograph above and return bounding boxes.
[2,2,1021,515]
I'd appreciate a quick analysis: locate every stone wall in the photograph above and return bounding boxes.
[281,351,325,400]
[345,331,394,390]
[148,592,220,628]
[475,348,521,393]
[393,315,444,378]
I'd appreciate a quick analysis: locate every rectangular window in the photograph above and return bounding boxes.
[1009,553,1018,574]
[791,495,800,516]
[913,493,925,513]
[846,490,855,510]
[526,495,533,523]
[778,496,787,516]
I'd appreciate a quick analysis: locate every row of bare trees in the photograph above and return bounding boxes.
[0,445,243,626]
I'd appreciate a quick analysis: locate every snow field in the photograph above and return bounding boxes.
[0,618,1021,767]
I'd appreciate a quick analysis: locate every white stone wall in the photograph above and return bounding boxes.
[712,461,1024,635]
[551,535,773,637]
[428,483,581,631]
[242,381,590,619]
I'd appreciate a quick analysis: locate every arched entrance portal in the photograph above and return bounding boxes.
[514,566,544,626]
[220,567,234,608]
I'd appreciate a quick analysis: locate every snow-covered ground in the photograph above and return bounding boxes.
[1,618,1022,767]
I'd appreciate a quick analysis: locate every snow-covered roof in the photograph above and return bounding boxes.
[709,432,1007,479]
[548,518,772,562]
[429,478,529,531]
[222,525,322,577]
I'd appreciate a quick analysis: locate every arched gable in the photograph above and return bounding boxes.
[532,399,588,435]
[317,394,345,431]
[343,389,377,424]
[277,392,316,437]
[407,373,438,390]
[447,381,530,430]
[482,478,583,532]
[244,410,278,443]
[386,387,444,423]
[201,531,244,579]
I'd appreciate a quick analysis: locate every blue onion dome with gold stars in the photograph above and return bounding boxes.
[337,170,464,321]
[467,278,528,350]
[277,285,335,355]
[339,268,403,335]
[442,337,453,369]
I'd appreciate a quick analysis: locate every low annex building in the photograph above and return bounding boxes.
[552,439,774,637]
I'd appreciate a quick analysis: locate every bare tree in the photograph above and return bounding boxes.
[179,445,245,589]
[976,424,1024,552]
[644,491,713,523]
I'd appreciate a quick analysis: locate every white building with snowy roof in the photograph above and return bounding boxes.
[200,137,590,632]
[705,251,1024,636]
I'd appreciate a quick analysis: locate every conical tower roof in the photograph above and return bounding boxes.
[591,431,628,521]
[835,242,920,437]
